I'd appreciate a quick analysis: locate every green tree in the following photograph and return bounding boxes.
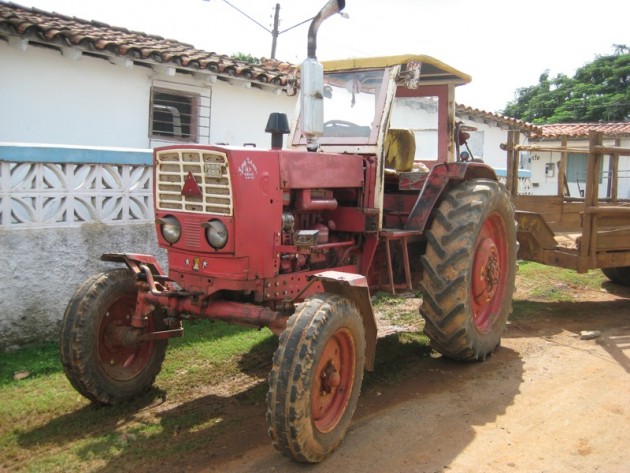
[503,45,630,123]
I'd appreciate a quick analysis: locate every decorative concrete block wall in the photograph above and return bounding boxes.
[0,145,166,350]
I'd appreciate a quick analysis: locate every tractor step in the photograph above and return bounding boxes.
[380,229,422,295]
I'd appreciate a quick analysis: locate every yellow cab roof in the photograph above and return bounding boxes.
[321,54,472,85]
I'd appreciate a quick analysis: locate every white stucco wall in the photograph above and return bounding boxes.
[0,223,166,350]
[0,42,152,148]
[0,40,296,150]
[457,119,519,170]
[526,137,630,197]
[210,83,297,148]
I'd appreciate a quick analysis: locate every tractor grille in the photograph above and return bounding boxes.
[155,149,233,216]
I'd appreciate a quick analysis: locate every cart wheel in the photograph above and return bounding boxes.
[267,293,365,463]
[60,268,168,404]
[601,266,630,286]
[420,179,517,361]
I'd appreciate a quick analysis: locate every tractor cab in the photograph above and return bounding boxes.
[288,54,491,237]
[289,55,471,168]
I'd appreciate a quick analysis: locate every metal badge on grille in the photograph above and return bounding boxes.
[205,163,223,178]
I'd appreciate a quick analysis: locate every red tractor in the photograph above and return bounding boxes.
[60,0,516,463]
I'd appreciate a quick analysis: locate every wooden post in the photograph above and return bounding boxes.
[558,136,568,197]
[579,131,603,271]
[609,138,620,203]
[506,130,520,198]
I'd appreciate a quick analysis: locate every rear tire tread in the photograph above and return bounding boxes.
[419,180,517,361]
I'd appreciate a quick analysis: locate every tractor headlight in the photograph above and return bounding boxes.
[204,219,228,249]
[157,216,181,244]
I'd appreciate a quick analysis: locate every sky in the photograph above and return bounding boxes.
[17,0,630,113]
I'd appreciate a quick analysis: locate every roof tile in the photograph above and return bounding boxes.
[456,105,542,135]
[535,123,630,139]
[0,1,297,91]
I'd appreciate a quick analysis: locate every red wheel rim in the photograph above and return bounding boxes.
[97,294,155,381]
[310,328,356,433]
[471,212,508,332]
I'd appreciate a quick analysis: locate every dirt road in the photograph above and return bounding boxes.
[195,286,630,473]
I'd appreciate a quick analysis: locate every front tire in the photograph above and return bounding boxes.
[266,293,365,463]
[60,268,168,405]
[419,179,517,361]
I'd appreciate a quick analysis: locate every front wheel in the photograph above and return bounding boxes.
[266,293,366,463]
[419,179,517,361]
[601,266,630,286]
[60,268,168,405]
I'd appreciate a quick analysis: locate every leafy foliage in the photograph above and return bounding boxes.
[503,45,630,123]
[231,52,261,64]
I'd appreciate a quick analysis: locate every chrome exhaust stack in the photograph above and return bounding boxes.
[301,0,346,151]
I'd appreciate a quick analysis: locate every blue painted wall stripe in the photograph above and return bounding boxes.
[495,168,532,178]
[0,145,152,165]
[1,145,533,177]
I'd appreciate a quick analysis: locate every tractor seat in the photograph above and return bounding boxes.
[385,128,416,172]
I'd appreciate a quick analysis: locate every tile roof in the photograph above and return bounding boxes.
[0,1,298,92]
[456,105,542,136]
[5,1,625,140]
[455,107,630,140]
[533,123,630,139]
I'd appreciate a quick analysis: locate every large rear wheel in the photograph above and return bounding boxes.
[267,293,365,463]
[60,268,168,404]
[419,179,517,361]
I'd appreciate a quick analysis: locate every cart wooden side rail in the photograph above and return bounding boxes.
[505,130,630,273]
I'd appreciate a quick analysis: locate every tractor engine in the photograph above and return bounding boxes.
[152,145,365,304]
[280,188,355,273]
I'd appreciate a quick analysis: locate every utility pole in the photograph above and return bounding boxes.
[270,3,280,59]
[203,0,316,60]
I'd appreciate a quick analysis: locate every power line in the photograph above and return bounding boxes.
[202,1,313,59]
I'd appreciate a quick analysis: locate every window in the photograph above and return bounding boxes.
[567,153,603,184]
[293,68,389,146]
[150,88,198,141]
[391,96,440,161]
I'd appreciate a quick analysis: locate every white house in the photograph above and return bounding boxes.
[0,2,297,151]
[455,105,540,170]
[0,1,298,349]
[526,123,630,198]
[454,105,538,192]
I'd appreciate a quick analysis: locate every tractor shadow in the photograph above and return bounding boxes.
[218,335,525,473]
[601,280,630,299]
[16,335,279,472]
[17,329,523,472]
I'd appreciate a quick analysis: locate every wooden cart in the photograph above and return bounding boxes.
[505,130,630,284]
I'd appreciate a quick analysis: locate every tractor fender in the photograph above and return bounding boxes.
[404,162,498,232]
[309,271,378,371]
[101,253,167,279]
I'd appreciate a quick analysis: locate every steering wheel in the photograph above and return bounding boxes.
[323,120,371,138]
[324,120,360,129]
